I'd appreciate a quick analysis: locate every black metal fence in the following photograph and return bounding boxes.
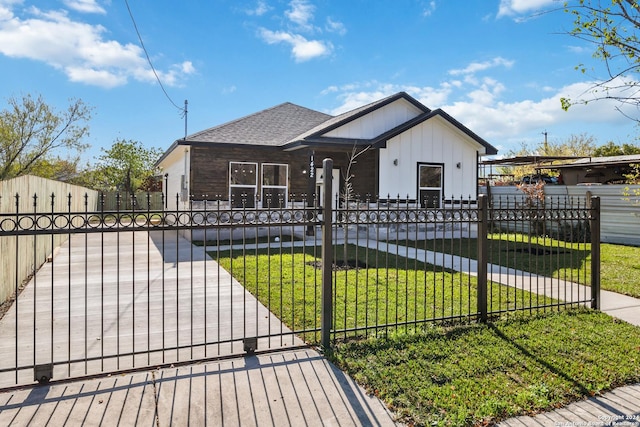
[0,163,600,389]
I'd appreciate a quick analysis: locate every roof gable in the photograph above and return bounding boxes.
[288,92,429,144]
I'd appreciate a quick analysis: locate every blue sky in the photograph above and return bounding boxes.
[1,0,638,164]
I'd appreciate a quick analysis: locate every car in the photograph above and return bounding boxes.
[521,174,558,184]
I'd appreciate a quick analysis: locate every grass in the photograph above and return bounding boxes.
[193,233,301,247]
[330,309,640,426]
[214,245,560,343]
[401,233,640,298]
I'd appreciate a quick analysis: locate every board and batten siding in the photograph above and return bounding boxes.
[378,116,480,200]
[325,98,423,140]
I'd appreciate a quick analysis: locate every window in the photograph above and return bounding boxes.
[261,163,288,208]
[229,162,257,208]
[418,164,443,208]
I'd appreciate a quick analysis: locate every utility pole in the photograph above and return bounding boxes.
[183,99,188,140]
[542,130,548,154]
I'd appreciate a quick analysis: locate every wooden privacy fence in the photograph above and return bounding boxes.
[0,176,98,304]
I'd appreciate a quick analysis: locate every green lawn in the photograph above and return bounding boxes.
[193,233,301,247]
[402,233,640,298]
[331,309,640,426]
[215,246,560,343]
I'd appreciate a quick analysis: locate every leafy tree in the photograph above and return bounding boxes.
[592,141,640,156]
[0,94,91,180]
[561,0,640,118]
[29,157,82,183]
[499,133,596,179]
[94,139,162,193]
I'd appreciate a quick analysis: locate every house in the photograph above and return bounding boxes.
[156,92,497,210]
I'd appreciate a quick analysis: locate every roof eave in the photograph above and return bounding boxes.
[154,139,191,168]
[282,137,376,151]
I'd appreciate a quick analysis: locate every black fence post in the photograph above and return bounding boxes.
[589,196,601,310]
[321,158,334,350]
[477,194,488,322]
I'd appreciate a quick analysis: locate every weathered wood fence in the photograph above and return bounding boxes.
[0,176,98,304]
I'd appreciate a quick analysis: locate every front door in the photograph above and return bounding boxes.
[418,163,443,208]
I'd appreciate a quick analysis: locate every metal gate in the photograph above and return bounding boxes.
[0,194,322,389]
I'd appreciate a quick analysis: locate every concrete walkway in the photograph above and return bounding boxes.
[0,231,303,389]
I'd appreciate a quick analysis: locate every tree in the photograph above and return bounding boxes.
[561,0,640,118]
[29,157,82,183]
[0,94,91,180]
[340,144,371,266]
[94,139,163,193]
[499,133,596,179]
[592,141,640,156]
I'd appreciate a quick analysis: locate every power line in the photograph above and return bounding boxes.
[123,0,185,113]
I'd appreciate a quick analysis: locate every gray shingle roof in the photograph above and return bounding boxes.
[186,102,332,146]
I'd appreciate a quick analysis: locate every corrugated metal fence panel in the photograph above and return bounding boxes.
[0,176,98,304]
[481,185,640,246]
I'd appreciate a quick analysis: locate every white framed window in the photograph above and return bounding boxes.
[229,162,258,208]
[261,163,288,208]
[418,163,443,208]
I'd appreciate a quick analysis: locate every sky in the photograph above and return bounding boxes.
[1,0,639,165]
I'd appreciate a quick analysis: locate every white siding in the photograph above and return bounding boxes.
[325,98,423,139]
[158,147,190,210]
[379,117,480,199]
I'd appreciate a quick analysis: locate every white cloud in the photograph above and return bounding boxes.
[222,85,237,94]
[325,81,453,115]
[423,1,436,17]
[497,0,557,18]
[62,0,106,14]
[254,0,341,62]
[449,57,514,76]
[442,79,636,142]
[566,45,589,55]
[245,0,270,16]
[325,17,346,35]
[158,61,196,87]
[0,4,193,88]
[285,0,315,31]
[67,66,126,86]
[258,28,331,62]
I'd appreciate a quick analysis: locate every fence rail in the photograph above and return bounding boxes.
[0,164,600,389]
